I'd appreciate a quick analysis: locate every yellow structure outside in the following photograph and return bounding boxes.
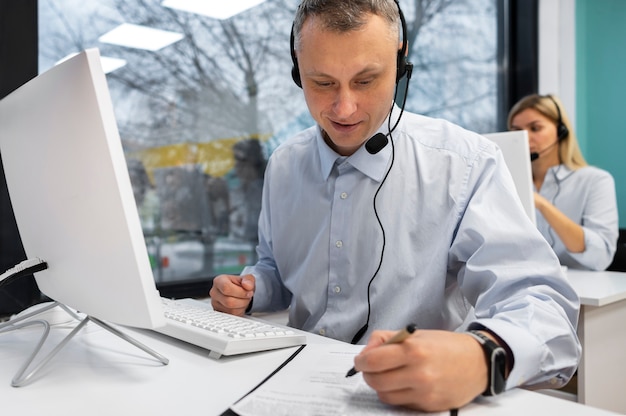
[128,135,268,184]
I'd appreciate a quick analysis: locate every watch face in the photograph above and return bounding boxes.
[491,347,507,395]
[467,330,508,396]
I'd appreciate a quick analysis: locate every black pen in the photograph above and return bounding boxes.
[345,323,418,377]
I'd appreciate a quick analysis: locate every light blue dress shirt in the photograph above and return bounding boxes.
[243,107,581,390]
[536,164,618,270]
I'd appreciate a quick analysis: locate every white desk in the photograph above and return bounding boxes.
[566,269,626,414]
[0,317,617,415]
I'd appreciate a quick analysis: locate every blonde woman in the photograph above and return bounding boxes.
[509,94,618,270]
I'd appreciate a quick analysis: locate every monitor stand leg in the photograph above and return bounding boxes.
[0,301,168,387]
[87,315,169,366]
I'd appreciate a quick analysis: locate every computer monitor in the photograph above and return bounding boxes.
[483,130,537,225]
[0,49,165,329]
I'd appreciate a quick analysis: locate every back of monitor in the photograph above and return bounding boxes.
[0,49,165,329]
[483,130,537,225]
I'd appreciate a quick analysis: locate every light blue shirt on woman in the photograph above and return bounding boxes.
[536,164,618,271]
[243,106,581,391]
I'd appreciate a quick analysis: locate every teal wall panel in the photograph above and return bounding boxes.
[576,0,626,227]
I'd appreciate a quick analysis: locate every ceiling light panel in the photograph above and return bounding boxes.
[98,23,184,51]
[162,0,266,20]
[55,54,126,74]
[100,56,128,73]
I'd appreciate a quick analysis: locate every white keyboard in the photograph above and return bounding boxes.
[155,298,306,359]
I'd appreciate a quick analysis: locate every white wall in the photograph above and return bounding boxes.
[538,0,576,125]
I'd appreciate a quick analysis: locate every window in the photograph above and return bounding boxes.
[0,0,535,300]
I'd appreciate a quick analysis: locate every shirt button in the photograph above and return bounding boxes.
[334,286,341,293]
[340,192,348,199]
[319,328,326,336]
[335,240,343,248]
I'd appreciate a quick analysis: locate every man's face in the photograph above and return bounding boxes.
[296,14,398,156]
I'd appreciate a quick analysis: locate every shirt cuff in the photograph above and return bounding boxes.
[468,319,554,390]
[240,266,267,312]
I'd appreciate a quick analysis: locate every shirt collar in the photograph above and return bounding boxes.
[548,164,575,181]
[316,127,339,180]
[315,107,399,182]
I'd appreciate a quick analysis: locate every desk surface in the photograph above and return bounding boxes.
[0,318,617,416]
[566,269,626,306]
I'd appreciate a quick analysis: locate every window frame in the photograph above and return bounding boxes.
[0,0,40,315]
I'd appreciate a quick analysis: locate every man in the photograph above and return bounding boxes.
[210,0,581,412]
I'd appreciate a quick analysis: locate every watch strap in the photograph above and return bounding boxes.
[467,330,507,396]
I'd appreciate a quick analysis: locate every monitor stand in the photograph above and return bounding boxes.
[0,301,169,387]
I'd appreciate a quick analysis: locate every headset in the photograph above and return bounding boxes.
[290,0,412,88]
[530,95,569,161]
[545,95,569,141]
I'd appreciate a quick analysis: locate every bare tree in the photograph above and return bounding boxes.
[101,0,300,147]
[40,0,498,145]
[38,0,499,282]
[40,0,301,148]
[393,0,496,133]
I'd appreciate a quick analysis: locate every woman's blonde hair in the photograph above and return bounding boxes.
[508,94,587,170]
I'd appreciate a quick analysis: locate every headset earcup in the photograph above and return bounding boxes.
[557,123,569,141]
[396,52,406,84]
[546,95,569,141]
[291,64,302,88]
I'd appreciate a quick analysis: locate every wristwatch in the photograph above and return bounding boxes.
[467,330,507,396]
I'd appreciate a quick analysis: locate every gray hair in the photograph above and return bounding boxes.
[292,0,401,52]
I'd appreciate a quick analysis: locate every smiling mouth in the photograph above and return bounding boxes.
[331,120,359,130]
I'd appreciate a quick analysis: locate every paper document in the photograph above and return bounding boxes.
[230,343,445,416]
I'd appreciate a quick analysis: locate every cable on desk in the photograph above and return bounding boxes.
[0,258,48,288]
[221,344,307,416]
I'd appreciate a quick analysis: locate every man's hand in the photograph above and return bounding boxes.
[353,329,489,412]
[210,274,255,316]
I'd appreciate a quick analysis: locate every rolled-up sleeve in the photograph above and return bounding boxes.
[452,147,581,389]
[569,170,618,270]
